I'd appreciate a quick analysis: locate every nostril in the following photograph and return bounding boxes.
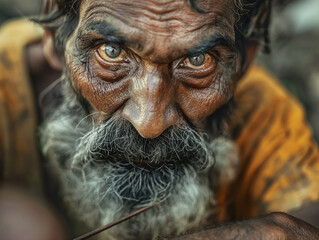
[122,100,178,139]
[131,115,166,139]
[123,110,166,139]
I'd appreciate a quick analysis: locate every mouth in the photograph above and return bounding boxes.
[91,150,182,170]
[129,159,178,169]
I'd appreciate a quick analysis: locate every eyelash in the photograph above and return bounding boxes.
[77,37,105,53]
[77,37,124,65]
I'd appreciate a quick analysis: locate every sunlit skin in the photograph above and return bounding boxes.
[32,0,319,238]
[65,0,239,138]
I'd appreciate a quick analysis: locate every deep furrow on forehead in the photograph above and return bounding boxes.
[79,5,140,36]
[106,6,191,28]
[81,3,107,20]
[81,2,234,33]
[118,0,183,15]
[81,7,207,40]
[81,0,197,26]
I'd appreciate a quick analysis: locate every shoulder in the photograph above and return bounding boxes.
[231,64,294,139]
[0,18,43,194]
[0,18,43,45]
[0,18,43,82]
[226,64,319,218]
[231,64,317,163]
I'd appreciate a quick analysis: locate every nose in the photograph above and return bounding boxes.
[122,63,178,138]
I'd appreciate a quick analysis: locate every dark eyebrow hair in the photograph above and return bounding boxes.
[186,0,205,13]
[188,34,236,55]
[76,21,126,49]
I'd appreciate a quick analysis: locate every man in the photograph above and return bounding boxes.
[0,0,319,239]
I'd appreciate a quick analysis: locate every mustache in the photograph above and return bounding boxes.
[72,116,215,171]
[66,116,216,205]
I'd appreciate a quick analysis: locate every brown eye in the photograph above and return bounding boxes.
[185,53,213,69]
[97,43,127,62]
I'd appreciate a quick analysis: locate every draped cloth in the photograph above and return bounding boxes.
[218,65,319,221]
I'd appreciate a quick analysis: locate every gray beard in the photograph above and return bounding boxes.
[40,79,239,240]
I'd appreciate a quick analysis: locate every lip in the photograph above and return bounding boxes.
[92,151,181,169]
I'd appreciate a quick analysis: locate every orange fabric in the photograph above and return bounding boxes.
[0,19,43,194]
[217,65,319,221]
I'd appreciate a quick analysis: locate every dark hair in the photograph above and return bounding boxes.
[234,0,272,54]
[34,0,81,53]
[35,0,271,55]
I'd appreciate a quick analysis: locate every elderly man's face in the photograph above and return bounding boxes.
[65,0,238,138]
[43,0,240,238]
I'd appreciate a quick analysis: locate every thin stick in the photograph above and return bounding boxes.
[74,201,162,240]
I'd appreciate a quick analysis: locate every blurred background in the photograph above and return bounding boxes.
[256,0,319,142]
[0,0,41,23]
[0,0,318,141]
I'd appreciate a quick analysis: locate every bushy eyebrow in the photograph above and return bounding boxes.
[186,0,205,13]
[76,21,126,48]
[188,34,236,55]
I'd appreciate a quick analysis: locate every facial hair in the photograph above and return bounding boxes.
[40,75,239,239]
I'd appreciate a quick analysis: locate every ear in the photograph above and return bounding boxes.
[41,0,64,71]
[243,41,259,72]
[234,41,259,82]
[235,40,258,81]
[43,30,64,71]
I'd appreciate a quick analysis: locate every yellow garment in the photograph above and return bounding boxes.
[0,19,319,220]
[0,19,43,194]
[217,65,319,221]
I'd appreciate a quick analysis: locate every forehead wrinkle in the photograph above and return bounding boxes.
[81,0,211,33]
[81,0,182,20]
[81,11,232,42]
[80,3,110,21]
[111,0,184,15]
[78,6,143,44]
[79,0,234,36]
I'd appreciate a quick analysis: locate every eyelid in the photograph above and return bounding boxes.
[77,35,125,62]
[77,34,105,52]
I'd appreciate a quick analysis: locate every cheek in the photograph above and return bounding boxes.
[66,55,130,115]
[176,76,233,126]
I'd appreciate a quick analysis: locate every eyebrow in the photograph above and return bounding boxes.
[77,21,126,47]
[188,34,236,55]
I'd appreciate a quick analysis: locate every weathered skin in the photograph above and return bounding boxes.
[65,0,238,138]
[36,0,319,239]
